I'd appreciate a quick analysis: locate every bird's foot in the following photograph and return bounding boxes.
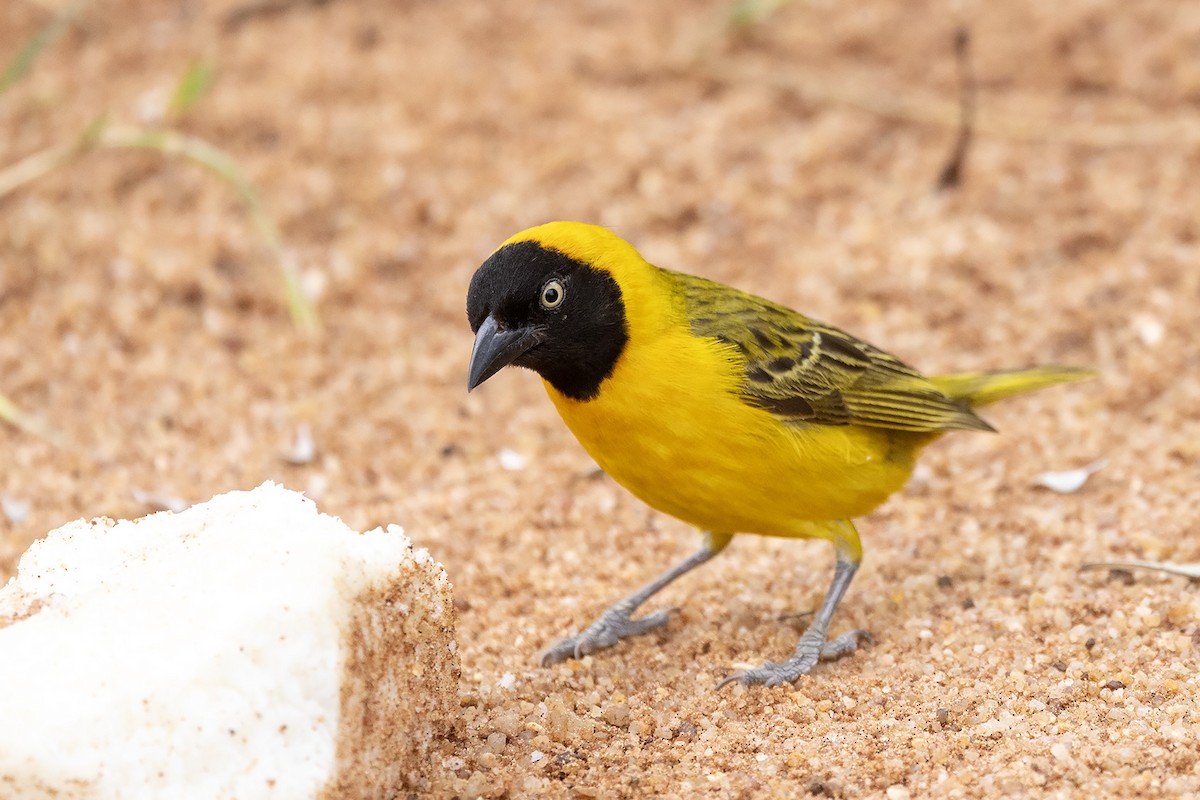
[716,628,872,689]
[541,603,674,666]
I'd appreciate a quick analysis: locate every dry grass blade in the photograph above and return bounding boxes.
[693,59,1200,148]
[1081,561,1200,580]
[0,123,320,334]
[101,127,320,334]
[0,1,81,95]
[0,114,106,197]
[0,393,64,447]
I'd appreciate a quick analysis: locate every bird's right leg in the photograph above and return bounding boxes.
[541,531,732,665]
[717,519,870,688]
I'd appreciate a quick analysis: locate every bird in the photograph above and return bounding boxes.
[465,221,1091,688]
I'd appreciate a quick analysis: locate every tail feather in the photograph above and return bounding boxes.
[932,367,1095,409]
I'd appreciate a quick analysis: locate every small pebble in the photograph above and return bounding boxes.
[1133,313,1164,346]
[1,496,29,524]
[282,423,316,464]
[601,703,630,727]
[1033,459,1105,493]
[498,448,527,471]
[130,489,189,513]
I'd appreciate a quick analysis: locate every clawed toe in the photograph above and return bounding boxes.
[820,628,872,660]
[715,656,816,689]
[716,628,872,689]
[540,637,583,667]
[540,607,675,666]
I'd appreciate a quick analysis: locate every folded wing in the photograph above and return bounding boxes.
[673,271,992,433]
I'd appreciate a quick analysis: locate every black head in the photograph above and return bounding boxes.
[466,240,628,401]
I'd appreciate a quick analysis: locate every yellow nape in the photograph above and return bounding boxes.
[502,221,632,267]
[504,221,686,343]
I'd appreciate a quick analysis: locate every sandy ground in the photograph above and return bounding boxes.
[2,0,1200,797]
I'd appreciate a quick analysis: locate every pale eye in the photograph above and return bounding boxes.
[540,279,565,309]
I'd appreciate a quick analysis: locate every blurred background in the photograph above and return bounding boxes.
[2,0,1198,794]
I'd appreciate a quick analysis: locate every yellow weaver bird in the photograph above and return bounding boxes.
[466,221,1089,687]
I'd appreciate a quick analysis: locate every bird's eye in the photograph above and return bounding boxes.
[540,279,565,309]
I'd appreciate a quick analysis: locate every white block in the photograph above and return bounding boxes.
[0,482,459,799]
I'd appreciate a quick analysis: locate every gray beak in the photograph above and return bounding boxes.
[467,315,543,391]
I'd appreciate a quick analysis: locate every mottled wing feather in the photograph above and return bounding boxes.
[671,271,992,433]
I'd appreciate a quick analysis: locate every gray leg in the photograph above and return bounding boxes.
[718,520,870,688]
[542,531,731,666]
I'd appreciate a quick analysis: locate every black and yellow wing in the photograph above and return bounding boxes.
[671,271,992,433]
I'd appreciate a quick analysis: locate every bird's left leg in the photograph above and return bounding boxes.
[542,531,732,666]
[718,520,871,688]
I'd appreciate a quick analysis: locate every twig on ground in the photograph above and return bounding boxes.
[222,0,331,32]
[935,27,975,190]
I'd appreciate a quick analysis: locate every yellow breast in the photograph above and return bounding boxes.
[543,280,915,537]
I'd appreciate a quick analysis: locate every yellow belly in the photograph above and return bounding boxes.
[545,326,921,538]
